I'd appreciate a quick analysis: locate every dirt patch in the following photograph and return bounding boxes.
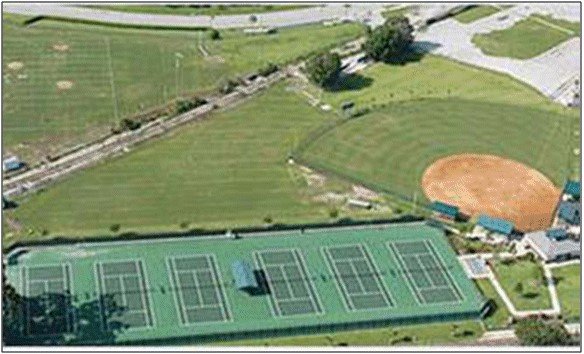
[7,61,24,71]
[206,55,226,64]
[52,43,70,52]
[421,154,561,232]
[56,80,74,90]
[352,185,380,201]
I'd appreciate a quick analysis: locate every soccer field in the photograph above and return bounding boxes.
[4,222,486,345]
[2,14,364,161]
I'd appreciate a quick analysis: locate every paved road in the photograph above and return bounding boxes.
[416,3,581,105]
[3,3,386,29]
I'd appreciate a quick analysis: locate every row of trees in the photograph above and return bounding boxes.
[305,16,415,88]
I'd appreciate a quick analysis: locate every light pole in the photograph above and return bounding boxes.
[174,52,184,97]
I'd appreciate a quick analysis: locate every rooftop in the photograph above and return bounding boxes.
[564,180,581,199]
[524,230,580,261]
[476,215,514,235]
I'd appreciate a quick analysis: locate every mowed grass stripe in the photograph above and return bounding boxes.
[9,84,335,239]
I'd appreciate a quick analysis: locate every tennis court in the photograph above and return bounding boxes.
[21,264,76,337]
[387,240,464,305]
[322,244,393,311]
[167,254,232,325]
[5,222,487,345]
[254,249,323,317]
[95,260,154,330]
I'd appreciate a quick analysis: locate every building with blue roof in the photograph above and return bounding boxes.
[429,201,459,220]
[231,260,258,291]
[546,228,568,241]
[557,201,580,226]
[564,180,581,200]
[476,215,514,236]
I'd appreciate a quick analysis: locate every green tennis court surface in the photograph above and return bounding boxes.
[5,222,487,345]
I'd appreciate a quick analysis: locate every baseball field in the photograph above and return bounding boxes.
[2,14,364,162]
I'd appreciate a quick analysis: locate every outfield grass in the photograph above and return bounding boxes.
[2,14,364,162]
[475,279,511,330]
[453,6,501,24]
[472,14,580,59]
[84,4,313,16]
[552,264,581,322]
[4,83,346,242]
[492,258,552,311]
[222,321,484,346]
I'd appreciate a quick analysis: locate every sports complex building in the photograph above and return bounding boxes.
[5,222,488,345]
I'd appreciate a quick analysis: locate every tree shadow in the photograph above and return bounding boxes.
[380,41,442,66]
[3,291,124,345]
[325,73,374,92]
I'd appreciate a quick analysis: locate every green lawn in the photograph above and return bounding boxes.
[84,4,313,16]
[475,279,511,330]
[472,14,580,59]
[222,321,484,346]
[382,6,412,20]
[2,14,364,162]
[453,6,501,24]
[492,258,552,311]
[552,264,581,322]
[5,83,350,242]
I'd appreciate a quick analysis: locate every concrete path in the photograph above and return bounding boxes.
[3,3,385,29]
[416,3,580,105]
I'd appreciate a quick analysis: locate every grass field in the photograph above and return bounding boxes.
[552,264,581,322]
[474,279,510,330]
[472,14,580,59]
[84,4,313,16]
[492,258,552,311]
[2,14,364,162]
[4,83,341,240]
[223,320,484,346]
[453,6,502,24]
[382,6,412,20]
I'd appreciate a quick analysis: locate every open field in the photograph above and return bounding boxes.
[474,279,510,330]
[5,83,396,242]
[223,320,484,346]
[318,56,578,112]
[492,258,552,311]
[472,14,580,59]
[453,5,502,24]
[4,223,486,345]
[552,264,581,322]
[2,14,364,161]
[84,4,314,16]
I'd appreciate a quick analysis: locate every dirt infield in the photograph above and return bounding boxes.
[422,154,561,231]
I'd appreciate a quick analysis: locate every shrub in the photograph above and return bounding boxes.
[219,79,238,94]
[209,29,221,41]
[119,118,141,131]
[263,215,273,224]
[175,97,208,114]
[110,224,121,233]
[258,62,279,77]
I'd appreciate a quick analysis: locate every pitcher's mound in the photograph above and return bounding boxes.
[422,154,561,231]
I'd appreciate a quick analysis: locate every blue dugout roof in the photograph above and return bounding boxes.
[429,201,459,218]
[477,215,514,235]
[564,180,581,199]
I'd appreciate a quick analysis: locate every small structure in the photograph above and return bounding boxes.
[429,201,459,221]
[470,215,514,244]
[2,156,23,172]
[557,201,581,226]
[524,230,580,262]
[563,180,581,201]
[243,27,277,35]
[347,198,372,209]
[232,260,258,292]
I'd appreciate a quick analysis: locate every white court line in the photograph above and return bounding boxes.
[387,242,425,305]
[293,248,324,315]
[424,240,465,303]
[357,244,394,307]
[209,254,233,323]
[135,259,156,328]
[321,246,356,311]
[165,257,187,326]
[253,251,279,318]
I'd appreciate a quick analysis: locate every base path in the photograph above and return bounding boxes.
[422,154,561,231]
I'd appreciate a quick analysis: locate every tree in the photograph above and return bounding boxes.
[209,29,221,41]
[249,14,258,24]
[514,282,523,294]
[305,52,342,88]
[363,16,414,63]
[515,319,575,346]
